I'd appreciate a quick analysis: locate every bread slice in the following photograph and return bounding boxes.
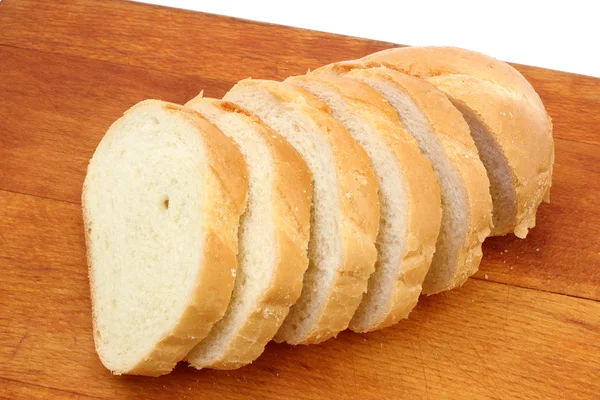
[363,46,554,238]
[314,63,493,294]
[224,79,380,344]
[285,74,441,332]
[82,100,248,376]
[183,96,312,369]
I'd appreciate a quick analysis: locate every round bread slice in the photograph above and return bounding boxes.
[285,73,441,332]
[314,63,493,294]
[363,46,554,238]
[184,96,313,369]
[82,100,248,376]
[224,79,380,344]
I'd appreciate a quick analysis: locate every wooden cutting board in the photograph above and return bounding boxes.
[1,0,599,398]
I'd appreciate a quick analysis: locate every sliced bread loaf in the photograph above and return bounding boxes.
[82,100,248,376]
[184,96,313,369]
[285,73,441,332]
[314,64,493,294]
[224,79,380,344]
[363,46,554,238]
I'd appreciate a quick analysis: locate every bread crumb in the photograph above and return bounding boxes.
[536,248,540,252]
[263,307,274,318]
[345,192,352,199]
[484,274,489,280]
[504,249,508,253]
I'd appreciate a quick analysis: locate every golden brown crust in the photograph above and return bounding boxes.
[184,96,313,369]
[363,46,554,237]
[286,73,442,331]
[226,80,380,344]
[363,46,544,106]
[83,100,248,376]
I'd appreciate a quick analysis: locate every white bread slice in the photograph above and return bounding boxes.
[224,79,380,344]
[184,96,313,369]
[285,73,441,332]
[314,63,493,294]
[363,47,554,238]
[82,100,248,376]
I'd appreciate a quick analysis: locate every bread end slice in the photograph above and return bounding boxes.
[363,46,554,238]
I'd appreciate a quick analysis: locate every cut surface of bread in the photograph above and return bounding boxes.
[184,96,312,369]
[82,100,248,376]
[224,79,380,344]
[315,64,493,294]
[286,73,441,332]
[363,46,554,238]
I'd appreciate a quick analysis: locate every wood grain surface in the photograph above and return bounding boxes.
[0,0,599,398]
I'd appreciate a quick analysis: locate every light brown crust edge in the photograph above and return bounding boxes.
[184,97,313,369]
[363,46,554,238]
[82,100,248,376]
[286,73,442,332]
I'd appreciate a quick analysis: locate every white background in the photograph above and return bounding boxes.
[138,0,599,77]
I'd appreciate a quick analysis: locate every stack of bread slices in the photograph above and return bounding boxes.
[82,46,554,376]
